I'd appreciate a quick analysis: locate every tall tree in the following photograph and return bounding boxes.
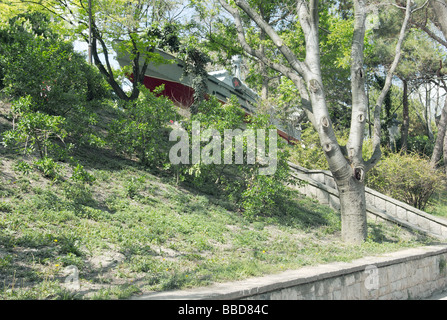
[217,0,414,243]
[367,6,442,153]
[414,0,447,171]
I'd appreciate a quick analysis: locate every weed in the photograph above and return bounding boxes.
[13,160,33,175]
[35,157,62,180]
[71,163,96,184]
[125,176,146,199]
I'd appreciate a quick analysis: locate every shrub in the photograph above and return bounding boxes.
[2,96,67,159]
[70,163,96,184]
[173,95,297,218]
[0,12,108,152]
[34,157,62,180]
[287,125,352,170]
[0,13,107,114]
[367,152,445,210]
[108,85,176,167]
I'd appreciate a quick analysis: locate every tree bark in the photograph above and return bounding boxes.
[259,30,269,100]
[338,179,367,243]
[444,126,447,176]
[427,0,447,171]
[431,0,447,38]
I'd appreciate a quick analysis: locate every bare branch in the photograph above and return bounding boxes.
[413,21,447,49]
[217,0,303,81]
[232,0,309,77]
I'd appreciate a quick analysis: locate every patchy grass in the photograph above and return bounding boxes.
[0,102,434,300]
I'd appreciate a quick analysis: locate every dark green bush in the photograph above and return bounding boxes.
[0,12,108,154]
[0,12,107,113]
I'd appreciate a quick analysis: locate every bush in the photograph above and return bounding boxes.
[0,13,107,113]
[367,152,445,210]
[0,12,108,153]
[2,96,68,157]
[35,157,62,180]
[71,163,96,184]
[108,85,176,167]
[172,95,297,218]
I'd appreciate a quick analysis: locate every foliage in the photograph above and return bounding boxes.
[2,96,67,159]
[71,163,96,184]
[0,12,108,156]
[107,85,176,166]
[0,12,108,112]
[173,95,297,218]
[367,151,445,210]
[46,0,185,101]
[34,156,62,180]
[287,125,366,170]
[179,46,211,115]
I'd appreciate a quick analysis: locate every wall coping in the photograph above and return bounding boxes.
[131,245,447,300]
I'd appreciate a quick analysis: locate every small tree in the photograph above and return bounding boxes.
[170,95,296,218]
[2,96,67,159]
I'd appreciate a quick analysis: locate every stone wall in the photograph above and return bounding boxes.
[288,162,447,241]
[134,246,447,300]
[245,246,447,300]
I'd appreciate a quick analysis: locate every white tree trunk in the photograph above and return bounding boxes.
[339,179,367,243]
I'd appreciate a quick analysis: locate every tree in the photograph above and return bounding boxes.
[413,0,447,172]
[365,4,444,154]
[26,0,183,101]
[217,0,415,243]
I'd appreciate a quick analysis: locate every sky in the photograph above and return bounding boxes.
[73,40,120,69]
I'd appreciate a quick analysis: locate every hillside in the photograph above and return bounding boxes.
[0,100,434,300]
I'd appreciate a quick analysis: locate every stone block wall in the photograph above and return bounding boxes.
[244,246,447,300]
[288,163,447,241]
[135,246,447,300]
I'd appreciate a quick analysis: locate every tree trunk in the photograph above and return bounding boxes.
[401,79,409,152]
[259,26,269,101]
[431,0,447,39]
[337,177,367,243]
[431,96,447,167]
[425,83,434,141]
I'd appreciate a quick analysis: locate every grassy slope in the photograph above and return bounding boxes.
[0,101,434,300]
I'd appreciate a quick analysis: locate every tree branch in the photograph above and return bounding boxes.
[365,0,412,172]
[413,20,447,48]
[232,0,309,77]
[217,0,303,81]
[347,0,368,167]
